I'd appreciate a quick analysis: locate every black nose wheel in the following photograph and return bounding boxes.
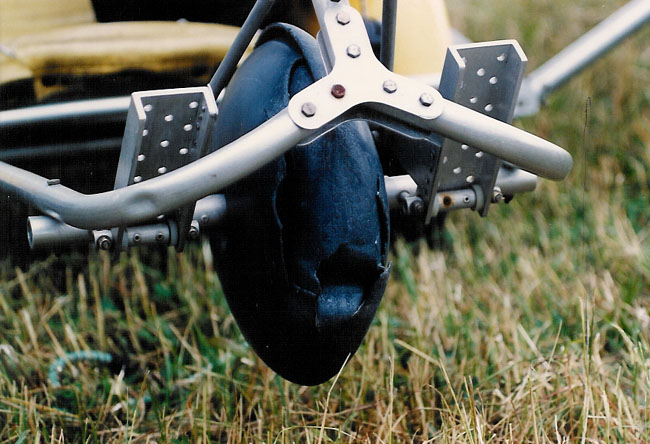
[208,24,391,385]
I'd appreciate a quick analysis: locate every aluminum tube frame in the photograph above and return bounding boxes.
[208,0,276,96]
[385,168,537,211]
[0,137,121,162]
[0,96,130,131]
[28,194,228,250]
[0,97,561,230]
[0,0,572,232]
[380,0,398,71]
[429,100,571,181]
[0,109,311,229]
[28,168,537,250]
[1,1,647,130]
[516,0,650,117]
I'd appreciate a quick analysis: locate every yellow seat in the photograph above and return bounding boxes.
[349,0,451,75]
[0,0,242,100]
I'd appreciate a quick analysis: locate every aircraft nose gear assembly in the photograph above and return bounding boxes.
[0,0,579,384]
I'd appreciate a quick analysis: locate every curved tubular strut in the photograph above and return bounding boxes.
[431,100,572,181]
[0,110,311,229]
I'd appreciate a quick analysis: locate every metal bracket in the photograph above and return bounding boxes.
[113,86,217,251]
[289,1,444,131]
[424,41,527,223]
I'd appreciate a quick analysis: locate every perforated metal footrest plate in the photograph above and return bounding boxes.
[424,40,527,223]
[113,86,217,250]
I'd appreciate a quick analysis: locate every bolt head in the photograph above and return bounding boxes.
[301,102,316,117]
[346,44,361,58]
[411,200,424,214]
[336,11,350,25]
[331,84,346,99]
[188,228,200,241]
[97,236,112,251]
[419,92,434,107]
[492,187,504,203]
[383,80,397,94]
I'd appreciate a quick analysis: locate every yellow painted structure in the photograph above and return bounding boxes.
[349,0,451,75]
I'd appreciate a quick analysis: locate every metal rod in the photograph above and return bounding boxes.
[0,98,566,232]
[431,100,573,181]
[27,168,537,250]
[517,0,650,117]
[0,138,121,162]
[379,0,398,70]
[530,0,650,94]
[0,97,130,131]
[0,109,311,230]
[495,167,537,195]
[28,194,229,250]
[385,168,537,211]
[208,0,277,97]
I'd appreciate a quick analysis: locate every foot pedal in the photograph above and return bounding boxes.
[113,86,218,250]
[424,40,527,222]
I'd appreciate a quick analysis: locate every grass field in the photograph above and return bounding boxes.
[1,0,649,442]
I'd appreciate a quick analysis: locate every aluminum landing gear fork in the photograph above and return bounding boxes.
[288,0,572,182]
[0,0,572,242]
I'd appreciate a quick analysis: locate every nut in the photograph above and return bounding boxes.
[301,102,316,117]
[419,92,434,107]
[336,11,350,25]
[492,187,504,203]
[97,235,112,251]
[188,227,200,241]
[346,44,361,58]
[383,80,397,94]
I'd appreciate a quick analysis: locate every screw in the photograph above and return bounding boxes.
[346,44,361,58]
[188,226,200,241]
[419,92,434,107]
[331,84,346,99]
[301,102,316,117]
[200,215,209,225]
[155,232,165,242]
[410,200,424,214]
[492,187,504,203]
[336,11,350,25]
[97,235,112,251]
[383,80,397,94]
[133,233,141,243]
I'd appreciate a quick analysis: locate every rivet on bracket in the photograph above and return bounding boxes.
[331,84,346,99]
